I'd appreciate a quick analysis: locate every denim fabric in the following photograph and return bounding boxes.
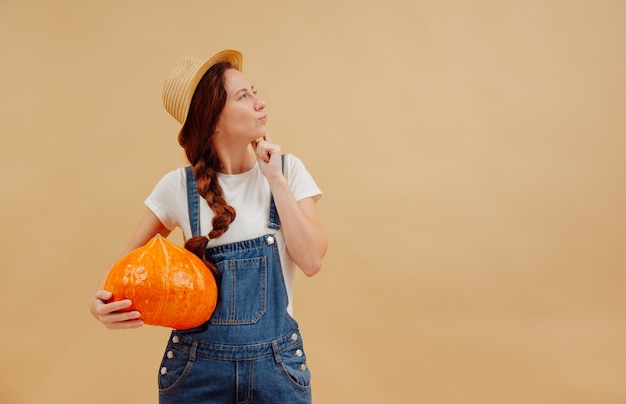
[159,163,311,403]
[158,330,311,403]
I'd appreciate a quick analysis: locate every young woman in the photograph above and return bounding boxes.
[90,49,327,403]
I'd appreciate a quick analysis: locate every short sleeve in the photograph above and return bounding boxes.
[283,154,322,202]
[144,168,189,232]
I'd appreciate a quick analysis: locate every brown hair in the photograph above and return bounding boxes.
[180,62,236,275]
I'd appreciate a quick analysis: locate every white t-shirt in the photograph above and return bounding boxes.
[144,153,322,315]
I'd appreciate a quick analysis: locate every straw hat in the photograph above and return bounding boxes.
[162,49,243,126]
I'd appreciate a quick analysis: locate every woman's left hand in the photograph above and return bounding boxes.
[252,135,282,182]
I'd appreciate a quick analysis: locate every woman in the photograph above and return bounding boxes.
[90,49,327,403]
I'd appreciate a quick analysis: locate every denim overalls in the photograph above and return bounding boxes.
[158,163,312,403]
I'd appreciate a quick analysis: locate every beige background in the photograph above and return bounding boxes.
[1,0,625,403]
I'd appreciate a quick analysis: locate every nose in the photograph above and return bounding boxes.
[254,95,266,111]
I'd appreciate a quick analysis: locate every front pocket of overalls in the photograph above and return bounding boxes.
[158,344,194,394]
[276,343,312,391]
[209,256,267,325]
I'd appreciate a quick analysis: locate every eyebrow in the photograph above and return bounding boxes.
[235,86,255,96]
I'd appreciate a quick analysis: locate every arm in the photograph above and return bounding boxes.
[253,136,328,276]
[120,206,172,256]
[89,207,171,329]
[270,183,327,276]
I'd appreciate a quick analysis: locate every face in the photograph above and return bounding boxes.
[215,69,267,144]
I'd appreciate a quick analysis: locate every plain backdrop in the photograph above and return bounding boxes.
[1,0,625,403]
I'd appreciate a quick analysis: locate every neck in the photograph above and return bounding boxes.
[216,145,256,174]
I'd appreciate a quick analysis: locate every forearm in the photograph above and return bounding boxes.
[268,177,327,276]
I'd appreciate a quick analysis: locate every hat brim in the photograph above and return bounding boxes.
[196,49,243,80]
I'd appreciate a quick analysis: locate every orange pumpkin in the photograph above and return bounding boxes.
[104,234,217,330]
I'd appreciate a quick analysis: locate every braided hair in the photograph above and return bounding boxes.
[179,62,237,276]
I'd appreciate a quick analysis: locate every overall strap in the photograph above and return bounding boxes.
[185,166,201,237]
[186,154,285,236]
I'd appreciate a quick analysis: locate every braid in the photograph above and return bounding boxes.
[183,162,235,283]
[194,160,236,240]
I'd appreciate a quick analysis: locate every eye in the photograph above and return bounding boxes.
[238,89,258,100]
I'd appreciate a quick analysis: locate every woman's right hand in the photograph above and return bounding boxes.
[90,290,143,330]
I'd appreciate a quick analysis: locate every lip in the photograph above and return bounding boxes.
[259,114,267,121]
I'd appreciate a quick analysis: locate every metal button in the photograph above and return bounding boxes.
[290,333,298,341]
[266,235,275,245]
[295,349,303,357]
[172,335,180,344]
[299,363,307,371]
[160,367,168,375]
[167,351,174,359]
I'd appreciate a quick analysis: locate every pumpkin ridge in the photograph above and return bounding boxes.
[157,235,171,327]
[134,247,151,316]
